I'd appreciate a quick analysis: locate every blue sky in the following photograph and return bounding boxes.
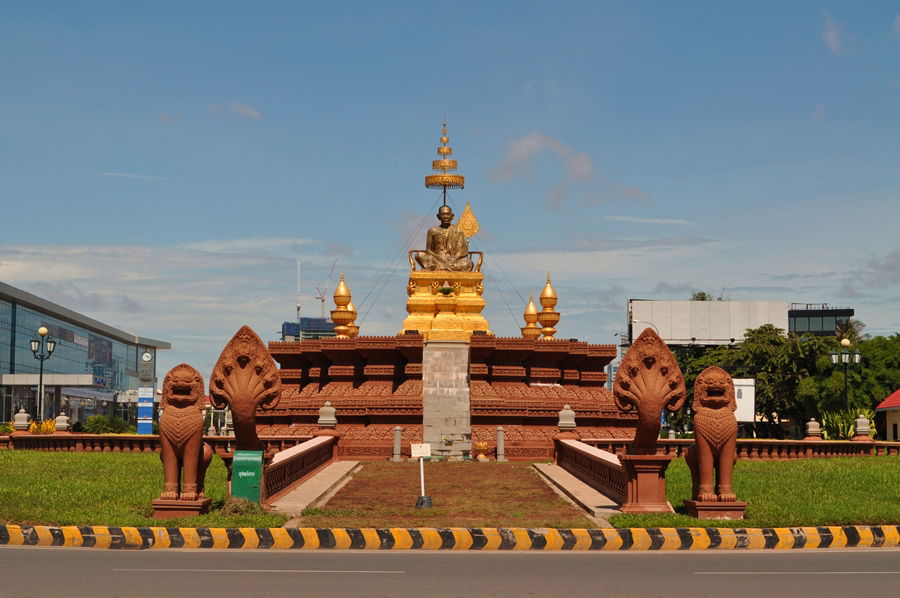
[1,2,899,378]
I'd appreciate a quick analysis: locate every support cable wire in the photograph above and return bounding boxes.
[357,194,441,325]
[469,234,525,330]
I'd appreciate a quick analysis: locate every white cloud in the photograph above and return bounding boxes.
[209,102,263,120]
[606,215,694,226]
[491,131,649,208]
[96,172,170,180]
[822,11,844,54]
[182,237,318,255]
[493,131,592,182]
[230,102,262,120]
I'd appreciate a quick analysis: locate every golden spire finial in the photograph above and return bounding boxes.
[538,273,560,340]
[426,119,464,205]
[540,272,558,305]
[331,272,354,338]
[346,301,359,338]
[522,293,541,339]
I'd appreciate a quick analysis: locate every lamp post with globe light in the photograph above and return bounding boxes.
[30,326,57,421]
[830,338,862,407]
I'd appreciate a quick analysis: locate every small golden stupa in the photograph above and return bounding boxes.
[521,293,541,339]
[537,272,560,340]
[331,272,354,339]
[401,121,491,341]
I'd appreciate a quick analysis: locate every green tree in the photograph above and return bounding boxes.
[835,317,868,344]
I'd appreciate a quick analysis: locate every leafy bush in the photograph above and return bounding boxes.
[28,419,56,434]
[83,415,131,434]
[821,408,877,440]
[0,421,13,435]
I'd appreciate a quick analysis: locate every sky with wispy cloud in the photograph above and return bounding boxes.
[1,2,899,378]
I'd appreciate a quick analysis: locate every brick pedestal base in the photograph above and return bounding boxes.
[151,497,212,519]
[619,454,674,513]
[684,499,747,519]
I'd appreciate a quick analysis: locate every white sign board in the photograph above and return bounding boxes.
[137,386,154,399]
[410,443,431,458]
[732,378,756,423]
[629,300,789,345]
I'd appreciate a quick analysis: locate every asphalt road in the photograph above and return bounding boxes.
[1,547,897,598]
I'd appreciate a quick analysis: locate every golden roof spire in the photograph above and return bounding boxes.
[540,272,558,305]
[538,273,560,341]
[425,119,464,205]
[331,272,354,339]
[521,293,541,339]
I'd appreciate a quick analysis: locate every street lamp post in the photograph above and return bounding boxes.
[30,326,56,421]
[830,338,861,407]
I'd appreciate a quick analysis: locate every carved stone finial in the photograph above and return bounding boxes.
[209,326,282,451]
[804,417,821,439]
[318,401,337,429]
[853,414,872,440]
[557,404,576,431]
[613,327,686,454]
[158,364,213,502]
[13,408,31,431]
[54,411,70,432]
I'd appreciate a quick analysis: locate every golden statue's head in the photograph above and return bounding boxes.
[437,205,454,225]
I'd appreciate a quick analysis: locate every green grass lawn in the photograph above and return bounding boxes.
[0,451,897,529]
[0,451,285,528]
[610,456,900,528]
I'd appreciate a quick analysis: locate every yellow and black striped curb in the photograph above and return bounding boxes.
[1,525,899,550]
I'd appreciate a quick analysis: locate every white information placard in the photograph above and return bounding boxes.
[732,378,756,423]
[410,443,431,458]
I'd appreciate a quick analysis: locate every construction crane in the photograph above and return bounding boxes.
[295,259,302,322]
[314,258,338,319]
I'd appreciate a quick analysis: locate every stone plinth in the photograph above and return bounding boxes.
[684,500,747,520]
[402,271,489,341]
[151,497,212,519]
[619,454,675,513]
[422,340,471,459]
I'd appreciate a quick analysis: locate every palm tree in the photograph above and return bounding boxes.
[834,317,867,344]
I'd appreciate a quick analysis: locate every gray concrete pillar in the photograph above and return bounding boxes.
[392,426,403,462]
[496,426,506,462]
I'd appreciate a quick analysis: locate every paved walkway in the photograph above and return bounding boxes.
[533,463,620,526]
[270,460,359,521]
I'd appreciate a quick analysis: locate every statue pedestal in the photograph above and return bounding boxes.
[619,454,675,514]
[684,500,746,520]
[402,271,490,341]
[422,340,472,460]
[151,498,212,519]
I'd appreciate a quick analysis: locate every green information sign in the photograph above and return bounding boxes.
[232,450,263,502]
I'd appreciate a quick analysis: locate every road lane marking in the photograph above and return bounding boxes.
[113,568,404,574]
[695,571,900,575]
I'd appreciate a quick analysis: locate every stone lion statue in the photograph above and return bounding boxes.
[158,364,213,501]
[685,366,738,502]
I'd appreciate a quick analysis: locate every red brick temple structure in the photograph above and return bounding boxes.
[263,334,627,459]
[258,123,634,459]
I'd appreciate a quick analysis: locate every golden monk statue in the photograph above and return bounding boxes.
[415,205,473,271]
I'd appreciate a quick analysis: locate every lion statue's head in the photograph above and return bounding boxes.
[692,366,736,412]
[161,363,205,409]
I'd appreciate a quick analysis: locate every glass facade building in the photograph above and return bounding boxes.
[0,282,169,422]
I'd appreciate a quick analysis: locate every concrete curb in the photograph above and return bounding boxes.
[1,525,898,550]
